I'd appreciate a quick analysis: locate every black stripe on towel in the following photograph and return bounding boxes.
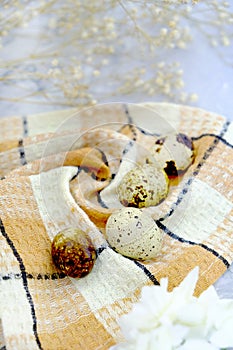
[156,220,230,268]
[18,139,27,166]
[22,115,28,138]
[0,218,43,349]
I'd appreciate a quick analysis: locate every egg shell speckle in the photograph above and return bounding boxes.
[117,164,169,208]
[106,207,163,260]
[149,132,194,176]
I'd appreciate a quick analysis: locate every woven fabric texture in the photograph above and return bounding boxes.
[0,102,233,350]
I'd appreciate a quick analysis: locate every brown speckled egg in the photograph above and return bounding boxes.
[117,164,169,208]
[51,228,96,278]
[106,207,163,260]
[149,133,194,177]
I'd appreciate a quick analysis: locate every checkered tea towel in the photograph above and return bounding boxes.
[1,102,233,350]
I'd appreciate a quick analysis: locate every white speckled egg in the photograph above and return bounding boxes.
[106,207,163,260]
[117,164,169,208]
[149,132,195,177]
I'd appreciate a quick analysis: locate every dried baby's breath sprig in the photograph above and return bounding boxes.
[0,0,232,108]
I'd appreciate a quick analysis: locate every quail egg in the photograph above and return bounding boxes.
[117,163,169,208]
[149,132,194,177]
[106,207,163,260]
[51,228,96,278]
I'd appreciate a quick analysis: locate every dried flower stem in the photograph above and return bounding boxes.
[0,0,232,108]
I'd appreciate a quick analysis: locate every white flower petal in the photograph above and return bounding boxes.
[155,325,173,350]
[176,301,205,326]
[198,285,220,312]
[177,339,218,350]
[210,317,233,348]
[135,332,151,350]
[169,324,189,347]
[120,307,157,333]
[213,300,233,329]
[173,267,199,300]
[109,342,133,350]
[198,287,233,335]
[159,276,169,291]
[114,266,233,350]
[140,283,171,314]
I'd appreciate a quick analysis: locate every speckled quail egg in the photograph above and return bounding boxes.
[117,163,169,208]
[106,207,163,260]
[149,132,194,177]
[51,228,96,278]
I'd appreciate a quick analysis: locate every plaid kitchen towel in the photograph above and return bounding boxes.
[0,102,233,350]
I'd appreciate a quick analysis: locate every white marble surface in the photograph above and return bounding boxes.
[1,2,233,299]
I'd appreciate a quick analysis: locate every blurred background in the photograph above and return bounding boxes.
[0,0,233,119]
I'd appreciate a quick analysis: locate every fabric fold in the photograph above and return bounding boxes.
[0,103,233,349]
